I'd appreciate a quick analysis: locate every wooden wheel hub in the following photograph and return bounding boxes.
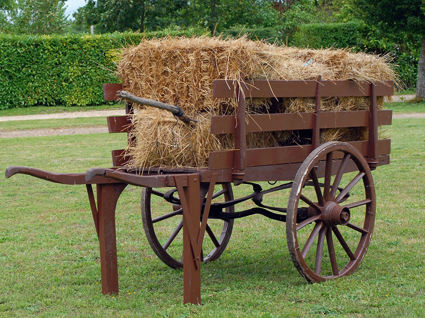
[322,201,350,226]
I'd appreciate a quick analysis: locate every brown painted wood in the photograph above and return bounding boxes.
[4,166,122,185]
[368,84,379,168]
[85,167,187,188]
[209,139,391,169]
[111,149,130,167]
[97,183,127,295]
[241,154,389,182]
[86,184,99,238]
[107,116,131,133]
[233,87,246,181]
[213,80,394,98]
[211,110,392,134]
[312,76,322,149]
[103,84,123,101]
[175,174,202,305]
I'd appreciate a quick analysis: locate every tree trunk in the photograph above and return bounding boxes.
[140,1,145,33]
[210,0,217,35]
[416,36,425,100]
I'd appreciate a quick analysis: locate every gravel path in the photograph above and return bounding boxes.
[0,110,124,138]
[0,109,125,122]
[0,100,423,138]
[391,95,416,102]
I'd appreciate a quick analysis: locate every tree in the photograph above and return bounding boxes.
[77,0,147,33]
[75,0,191,33]
[217,0,279,30]
[0,0,15,32]
[9,0,68,34]
[75,0,281,34]
[353,0,425,99]
[0,0,15,9]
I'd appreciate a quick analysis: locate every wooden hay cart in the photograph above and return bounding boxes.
[6,79,393,304]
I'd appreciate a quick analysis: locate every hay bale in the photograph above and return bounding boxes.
[117,36,395,169]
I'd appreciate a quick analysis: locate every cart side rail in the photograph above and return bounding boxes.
[210,79,394,177]
[102,80,394,175]
[212,79,394,98]
[210,109,392,134]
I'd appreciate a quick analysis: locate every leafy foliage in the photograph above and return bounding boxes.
[77,0,148,33]
[292,21,365,49]
[74,0,280,34]
[0,0,14,10]
[290,20,420,89]
[221,26,284,44]
[352,0,425,92]
[8,0,68,34]
[361,28,421,89]
[353,0,425,36]
[279,0,319,36]
[0,30,204,109]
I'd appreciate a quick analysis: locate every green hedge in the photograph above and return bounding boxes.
[220,26,284,44]
[361,29,420,90]
[291,22,420,89]
[0,29,206,109]
[292,21,365,49]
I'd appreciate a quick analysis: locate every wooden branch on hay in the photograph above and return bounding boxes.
[117,91,198,126]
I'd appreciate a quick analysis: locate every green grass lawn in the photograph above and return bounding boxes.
[0,117,108,131]
[386,101,425,113]
[395,89,416,95]
[1,118,424,317]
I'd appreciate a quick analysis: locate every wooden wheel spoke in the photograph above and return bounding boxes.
[212,189,227,199]
[300,194,321,212]
[326,228,339,276]
[343,199,371,209]
[301,222,323,258]
[324,152,333,201]
[335,172,365,203]
[314,226,327,275]
[151,189,167,197]
[152,208,182,223]
[332,227,356,260]
[206,224,220,248]
[346,222,368,234]
[330,153,351,200]
[296,214,322,231]
[162,220,183,251]
[310,168,324,206]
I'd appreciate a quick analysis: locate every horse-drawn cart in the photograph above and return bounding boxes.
[6,78,393,304]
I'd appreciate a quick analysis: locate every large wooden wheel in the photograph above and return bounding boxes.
[141,183,234,269]
[286,142,376,282]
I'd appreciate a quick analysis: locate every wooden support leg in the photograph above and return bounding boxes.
[95,183,127,295]
[175,175,203,305]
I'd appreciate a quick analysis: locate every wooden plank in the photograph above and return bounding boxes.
[211,110,392,134]
[213,80,394,98]
[112,149,129,167]
[241,154,389,182]
[103,83,123,101]
[107,116,131,133]
[208,139,391,169]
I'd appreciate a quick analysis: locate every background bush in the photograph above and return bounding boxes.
[360,29,420,89]
[221,26,284,44]
[291,22,420,89]
[0,29,205,109]
[292,21,365,49]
